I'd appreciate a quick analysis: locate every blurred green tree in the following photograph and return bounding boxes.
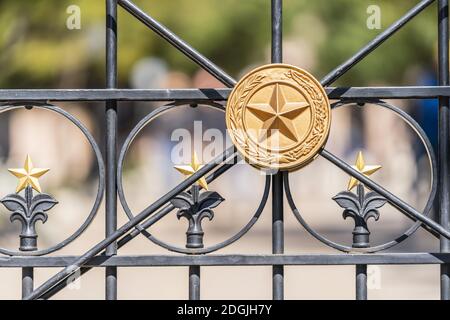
[0,0,438,88]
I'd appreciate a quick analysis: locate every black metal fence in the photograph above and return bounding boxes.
[0,0,449,300]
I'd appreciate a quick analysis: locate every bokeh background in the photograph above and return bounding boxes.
[0,0,443,299]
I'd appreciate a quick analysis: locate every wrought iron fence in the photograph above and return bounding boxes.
[0,0,449,300]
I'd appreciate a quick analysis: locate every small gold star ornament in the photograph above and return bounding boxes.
[347,151,382,191]
[174,152,208,190]
[8,155,50,193]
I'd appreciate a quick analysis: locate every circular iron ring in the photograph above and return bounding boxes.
[285,100,437,253]
[117,103,270,254]
[0,102,105,256]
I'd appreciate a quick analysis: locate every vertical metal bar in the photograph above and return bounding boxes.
[355,265,367,300]
[438,0,450,300]
[271,0,282,64]
[188,185,201,300]
[355,184,368,300]
[21,186,35,299]
[22,267,33,299]
[189,266,200,300]
[106,0,118,300]
[271,0,284,301]
[272,175,284,300]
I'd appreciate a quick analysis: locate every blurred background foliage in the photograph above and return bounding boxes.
[0,0,438,88]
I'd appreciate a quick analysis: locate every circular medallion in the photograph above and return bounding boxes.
[226,64,331,171]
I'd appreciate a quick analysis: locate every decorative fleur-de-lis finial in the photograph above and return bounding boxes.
[333,151,386,248]
[1,155,57,251]
[172,152,224,248]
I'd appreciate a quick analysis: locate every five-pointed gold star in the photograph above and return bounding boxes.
[8,155,50,193]
[174,152,208,190]
[347,151,382,191]
[246,83,310,143]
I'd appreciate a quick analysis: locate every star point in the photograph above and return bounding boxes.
[8,155,50,193]
[246,83,310,144]
[174,151,208,190]
[347,151,382,191]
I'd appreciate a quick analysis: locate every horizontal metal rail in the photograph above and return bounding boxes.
[2,253,450,267]
[0,87,448,102]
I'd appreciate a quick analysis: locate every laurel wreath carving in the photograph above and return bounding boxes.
[227,70,329,167]
[282,70,328,163]
[228,74,278,165]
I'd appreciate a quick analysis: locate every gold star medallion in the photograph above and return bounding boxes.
[8,155,50,193]
[174,152,208,190]
[347,151,382,191]
[226,64,331,171]
[246,83,310,143]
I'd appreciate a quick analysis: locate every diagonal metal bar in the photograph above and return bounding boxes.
[397,205,440,239]
[320,0,435,86]
[39,206,173,300]
[118,0,236,88]
[320,149,450,240]
[25,147,237,300]
[39,155,239,299]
